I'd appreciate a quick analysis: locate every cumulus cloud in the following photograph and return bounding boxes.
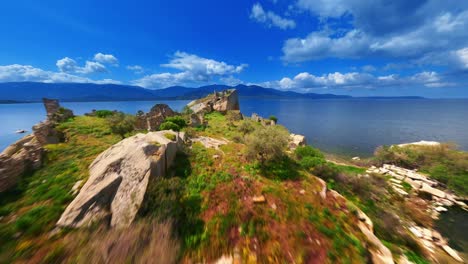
[250,3,296,30]
[0,64,117,84]
[260,70,454,91]
[126,65,144,74]
[283,1,468,63]
[133,52,247,88]
[93,53,119,65]
[56,57,107,74]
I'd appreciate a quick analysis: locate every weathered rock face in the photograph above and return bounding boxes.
[189,113,204,127]
[0,135,43,192]
[289,134,307,149]
[32,121,61,145]
[187,89,240,114]
[134,104,176,131]
[0,98,72,192]
[57,131,184,228]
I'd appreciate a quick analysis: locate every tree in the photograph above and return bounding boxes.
[245,125,289,164]
[107,112,136,138]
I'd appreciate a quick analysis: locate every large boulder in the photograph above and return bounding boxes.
[187,89,240,114]
[56,131,184,228]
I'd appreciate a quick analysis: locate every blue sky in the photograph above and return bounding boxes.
[1,0,468,97]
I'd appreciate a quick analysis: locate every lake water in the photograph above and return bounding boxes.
[1,98,468,156]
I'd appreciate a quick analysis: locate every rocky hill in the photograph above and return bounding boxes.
[0,90,464,263]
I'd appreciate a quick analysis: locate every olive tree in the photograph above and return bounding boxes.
[245,125,289,164]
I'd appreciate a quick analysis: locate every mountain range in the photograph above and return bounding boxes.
[0,82,423,103]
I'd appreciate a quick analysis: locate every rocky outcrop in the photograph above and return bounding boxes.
[367,164,466,262]
[187,89,240,114]
[0,98,72,192]
[367,164,467,215]
[0,135,43,192]
[325,181,394,264]
[135,104,175,131]
[189,113,205,127]
[397,141,441,148]
[56,131,185,228]
[289,134,307,149]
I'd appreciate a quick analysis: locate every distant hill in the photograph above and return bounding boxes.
[0,82,423,102]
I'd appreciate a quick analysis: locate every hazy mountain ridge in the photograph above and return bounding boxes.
[0,82,424,102]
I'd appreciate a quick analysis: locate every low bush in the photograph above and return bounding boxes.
[245,125,289,164]
[268,115,278,123]
[93,110,114,118]
[160,121,180,131]
[295,145,325,160]
[165,116,187,129]
[106,112,136,138]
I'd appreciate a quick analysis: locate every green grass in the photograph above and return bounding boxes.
[0,116,121,262]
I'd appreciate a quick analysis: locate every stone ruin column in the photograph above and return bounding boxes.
[42,98,60,120]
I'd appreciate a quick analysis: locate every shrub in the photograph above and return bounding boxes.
[106,112,136,138]
[299,156,326,170]
[295,145,325,160]
[160,121,180,131]
[268,115,278,123]
[238,120,255,135]
[245,125,289,164]
[165,116,187,129]
[94,110,114,118]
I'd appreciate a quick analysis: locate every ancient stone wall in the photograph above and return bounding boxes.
[134,104,176,131]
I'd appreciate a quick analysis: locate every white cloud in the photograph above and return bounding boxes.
[93,53,119,65]
[162,51,247,76]
[250,3,296,30]
[260,70,454,91]
[126,65,144,74]
[78,61,107,74]
[455,47,468,69]
[56,57,78,73]
[134,52,247,88]
[56,57,107,74]
[283,1,468,63]
[0,64,117,84]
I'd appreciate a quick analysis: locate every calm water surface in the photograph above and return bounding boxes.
[1,98,468,156]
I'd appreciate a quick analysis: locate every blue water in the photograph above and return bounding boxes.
[1,98,468,156]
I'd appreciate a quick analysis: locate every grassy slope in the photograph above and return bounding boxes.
[0,116,121,262]
[0,112,433,263]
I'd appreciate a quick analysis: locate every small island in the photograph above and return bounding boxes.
[0,90,466,263]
